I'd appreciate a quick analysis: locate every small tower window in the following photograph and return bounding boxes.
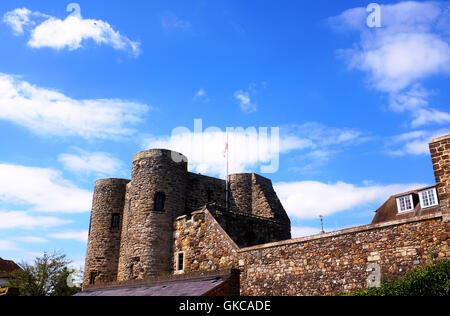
[207,189,213,203]
[111,214,120,228]
[154,192,165,212]
[176,252,185,272]
[89,272,97,285]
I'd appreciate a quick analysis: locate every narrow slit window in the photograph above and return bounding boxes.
[154,192,165,212]
[111,214,120,228]
[177,252,184,272]
[207,189,213,203]
[89,272,97,285]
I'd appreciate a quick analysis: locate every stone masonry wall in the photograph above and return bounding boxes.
[117,182,131,282]
[173,209,240,273]
[239,214,450,296]
[174,209,449,296]
[430,135,450,215]
[209,207,291,248]
[251,174,291,228]
[185,173,226,213]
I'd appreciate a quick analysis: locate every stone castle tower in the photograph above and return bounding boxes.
[83,149,291,286]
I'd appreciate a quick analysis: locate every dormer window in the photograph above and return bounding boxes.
[396,194,414,213]
[419,188,438,209]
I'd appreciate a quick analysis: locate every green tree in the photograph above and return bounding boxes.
[6,252,81,296]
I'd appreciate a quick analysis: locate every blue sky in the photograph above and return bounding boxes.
[0,0,449,268]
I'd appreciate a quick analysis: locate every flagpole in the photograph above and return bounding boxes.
[226,131,229,212]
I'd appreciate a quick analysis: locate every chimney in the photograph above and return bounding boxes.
[429,135,450,216]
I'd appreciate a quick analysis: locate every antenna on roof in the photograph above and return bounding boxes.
[319,215,325,234]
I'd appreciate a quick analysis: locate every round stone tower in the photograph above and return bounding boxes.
[121,149,188,280]
[83,178,129,287]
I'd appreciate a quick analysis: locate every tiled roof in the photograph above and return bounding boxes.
[0,258,21,277]
[75,275,230,296]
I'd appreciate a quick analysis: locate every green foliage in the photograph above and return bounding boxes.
[343,260,450,296]
[6,252,82,296]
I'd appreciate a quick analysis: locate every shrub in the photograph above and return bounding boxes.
[343,260,450,296]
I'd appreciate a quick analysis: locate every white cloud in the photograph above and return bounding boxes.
[0,73,149,139]
[15,236,48,243]
[330,1,450,130]
[2,8,47,35]
[142,122,367,177]
[234,90,257,113]
[387,128,450,156]
[144,128,305,177]
[0,240,18,251]
[291,226,322,238]
[0,211,71,230]
[58,148,123,175]
[275,181,425,220]
[49,230,89,243]
[3,7,140,56]
[0,164,92,213]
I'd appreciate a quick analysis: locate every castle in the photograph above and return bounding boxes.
[80,135,450,296]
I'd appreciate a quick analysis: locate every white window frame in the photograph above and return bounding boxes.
[175,251,185,274]
[418,188,439,209]
[396,194,414,214]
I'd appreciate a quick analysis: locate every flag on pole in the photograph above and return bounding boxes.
[224,141,229,158]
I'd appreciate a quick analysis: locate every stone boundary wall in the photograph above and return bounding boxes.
[239,213,450,296]
[174,209,449,296]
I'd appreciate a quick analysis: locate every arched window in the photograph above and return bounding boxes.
[154,192,165,212]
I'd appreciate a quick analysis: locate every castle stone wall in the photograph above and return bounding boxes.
[174,209,240,273]
[186,173,226,213]
[209,207,291,247]
[83,178,129,287]
[240,213,449,296]
[173,209,449,296]
[229,174,253,214]
[430,135,450,215]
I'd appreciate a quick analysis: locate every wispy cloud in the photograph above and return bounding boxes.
[142,121,367,177]
[194,89,210,103]
[387,128,450,156]
[0,240,18,251]
[0,73,149,139]
[3,7,140,56]
[329,1,450,146]
[234,89,257,113]
[0,164,92,214]
[275,181,425,220]
[15,236,49,243]
[161,13,191,31]
[49,230,89,243]
[0,211,71,230]
[58,148,123,176]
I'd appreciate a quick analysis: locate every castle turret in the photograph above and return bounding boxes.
[83,178,129,287]
[430,135,450,215]
[121,149,188,280]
